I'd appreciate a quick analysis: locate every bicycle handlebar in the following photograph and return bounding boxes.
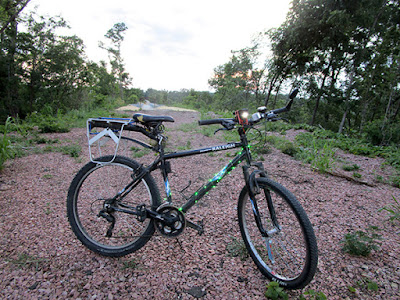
[198,119,232,126]
[199,88,299,129]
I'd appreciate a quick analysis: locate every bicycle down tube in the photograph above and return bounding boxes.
[163,141,247,211]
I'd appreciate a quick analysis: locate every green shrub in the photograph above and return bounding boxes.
[342,227,382,256]
[342,164,360,171]
[0,117,12,169]
[364,118,400,145]
[265,282,288,300]
[38,116,69,133]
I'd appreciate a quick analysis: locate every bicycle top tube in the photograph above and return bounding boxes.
[163,142,242,160]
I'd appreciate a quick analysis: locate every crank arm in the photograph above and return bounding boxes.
[187,220,204,235]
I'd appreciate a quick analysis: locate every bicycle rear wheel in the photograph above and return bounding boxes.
[238,177,318,289]
[67,155,161,257]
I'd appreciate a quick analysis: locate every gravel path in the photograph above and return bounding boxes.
[0,110,399,299]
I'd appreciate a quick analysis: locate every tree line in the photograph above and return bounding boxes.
[1,0,399,146]
[0,1,140,120]
[209,0,400,145]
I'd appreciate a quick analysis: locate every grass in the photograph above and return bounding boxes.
[7,252,47,271]
[44,144,82,158]
[379,196,400,224]
[175,121,221,138]
[130,146,151,158]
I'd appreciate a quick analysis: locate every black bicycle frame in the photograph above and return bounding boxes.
[106,126,275,238]
[165,142,247,213]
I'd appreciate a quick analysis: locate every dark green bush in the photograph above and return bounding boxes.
[342,227,382,256]
[38,117,69,133]
[364,119,400,146]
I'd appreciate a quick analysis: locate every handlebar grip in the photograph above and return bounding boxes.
[198,119,227,125]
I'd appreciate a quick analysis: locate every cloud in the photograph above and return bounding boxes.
[27,0,292,91]
[136,23,194,57]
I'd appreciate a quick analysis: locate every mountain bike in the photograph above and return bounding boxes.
[67,89,318,289]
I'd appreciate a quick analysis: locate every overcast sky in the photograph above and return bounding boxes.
[26,0,291,91]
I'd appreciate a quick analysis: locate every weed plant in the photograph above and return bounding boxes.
[121,259,138,270]
[348,276,379,294]
[342,164,360,171]
[342,226,382,256]
[299,289,327,300]
[379,196,400,224]
[226,236,249,261]
[265,282,288,300]
[7,252,47,271]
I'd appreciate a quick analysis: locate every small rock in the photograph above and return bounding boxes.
[186,286,206,298]
[28,282,40,290]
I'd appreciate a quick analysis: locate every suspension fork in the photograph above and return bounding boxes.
[243,164,280,237]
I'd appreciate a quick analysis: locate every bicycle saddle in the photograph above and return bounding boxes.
[132,113,175,125]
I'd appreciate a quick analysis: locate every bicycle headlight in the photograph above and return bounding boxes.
[240,110,249,120]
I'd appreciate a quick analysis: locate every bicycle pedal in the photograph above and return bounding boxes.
[187,220,204,235]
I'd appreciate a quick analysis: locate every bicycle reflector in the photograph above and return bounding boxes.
[235,109,249,125]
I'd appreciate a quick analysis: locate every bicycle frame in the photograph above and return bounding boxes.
[112,127,254,215]
[104,125,276,240]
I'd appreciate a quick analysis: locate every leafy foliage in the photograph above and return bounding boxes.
[265,282,288,300]
[0,117,12,169]
[299,289,327,300]
[342,227,382,256]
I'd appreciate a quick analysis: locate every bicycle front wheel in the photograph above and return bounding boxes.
[67,155,161,257]
[238,177,318,289]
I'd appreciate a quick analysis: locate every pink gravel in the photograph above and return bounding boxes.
[0,110,399,299]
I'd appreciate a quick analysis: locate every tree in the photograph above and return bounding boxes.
[99,22,131,100]
[209,45,266,110]
[267,0,400,137]
[0,0,30,34]
[17,12,87,113]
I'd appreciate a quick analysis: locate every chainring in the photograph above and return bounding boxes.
[154,204,186,237]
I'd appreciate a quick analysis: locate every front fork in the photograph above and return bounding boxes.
[243,163,281,262]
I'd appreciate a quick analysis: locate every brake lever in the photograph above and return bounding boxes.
[268,117,282,122]
[214,128,226,135]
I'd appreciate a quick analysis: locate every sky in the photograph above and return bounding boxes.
[26,0,292,92]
